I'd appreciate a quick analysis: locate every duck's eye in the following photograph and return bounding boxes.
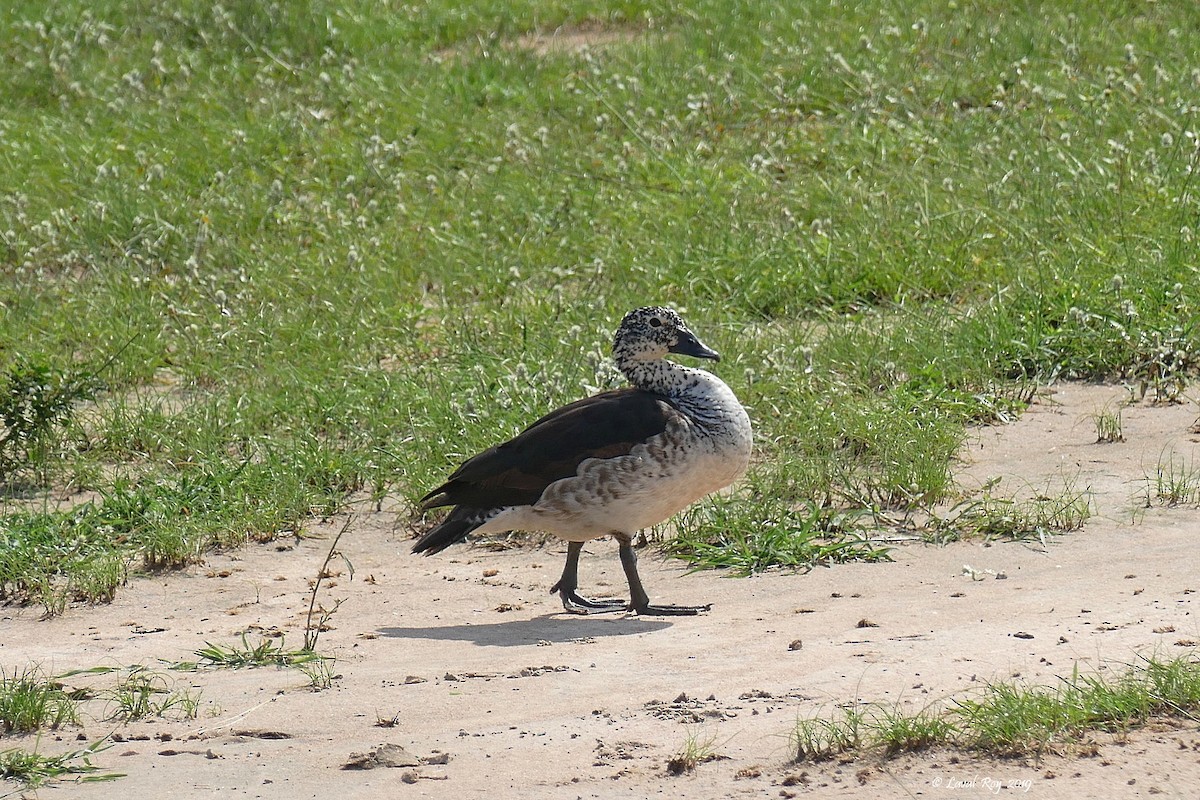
[649,317,663,328]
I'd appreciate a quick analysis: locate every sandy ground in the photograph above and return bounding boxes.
[3,384,1200,799]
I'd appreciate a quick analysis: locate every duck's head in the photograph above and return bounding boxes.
[612,306,720,364]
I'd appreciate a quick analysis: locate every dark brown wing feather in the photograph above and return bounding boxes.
[420,388,678,512]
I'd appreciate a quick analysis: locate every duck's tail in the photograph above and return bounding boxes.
[411,506,494,555]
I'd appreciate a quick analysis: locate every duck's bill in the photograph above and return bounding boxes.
[669,331,721,361]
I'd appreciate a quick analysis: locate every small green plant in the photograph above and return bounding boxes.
[1089,405,1124,443]
[1144,451,1200,506]
[927,479,1092,545]
[788,655,1200,762]
[167,510,345,687]
[665,727,721,775]
[1130,322,1196,404]
[669,498,891,576]
[0,667,79,734]
[0,738,123,790]
[105,668,200,721]
[192,633,320,669]
[296,657,338,691]
[0,360,98,485]
[185,631,335,689]
[871,706,959,756]
[790,705,869,761]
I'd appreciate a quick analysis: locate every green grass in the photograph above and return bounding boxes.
[190,633,322,670]
[0,739,123,792]
[0,465,320,612]
[183,634,336,690]
[665,727,722,775]
[667,496,892,576]
[953,655,1200,755]
[791,654,1200,762]
[0,654,335,791]
[1144,450,1200,507]
[0,359,102,486]
[1089,404,1125,444]
[1,664,205,733]
[104,667,200,722]
[1,1,1199,593]
[790,704,870,762]
[925,478,1093,545]
[0,667,79,734]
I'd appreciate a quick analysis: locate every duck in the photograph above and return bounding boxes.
[412,306,753,615]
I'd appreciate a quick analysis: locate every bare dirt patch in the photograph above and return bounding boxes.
[512,22,650,56]
[432,21,654,62]
[2,384,1199,798]
[957,382,1200,515]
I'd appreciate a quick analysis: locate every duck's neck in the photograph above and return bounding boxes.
[621,358,706,398]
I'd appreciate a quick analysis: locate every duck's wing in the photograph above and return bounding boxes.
[419,388,681,511]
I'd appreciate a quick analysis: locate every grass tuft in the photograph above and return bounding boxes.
[0,360,99,486]
[926,479,1092,545]
[1089,405,1125,444]
[790,655,1200,762]
[666,727,722,775]
[0,739,123,791]
[190,633,321,670]
[1144,451,1200,507]
[182,633,336,691]
[790,706,870,762]
[104,667,200,722]
[0,666,79,734]
[668,497,891,576]
[872,706,959,757]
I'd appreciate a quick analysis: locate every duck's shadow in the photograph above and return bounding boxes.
[378,615,671,647]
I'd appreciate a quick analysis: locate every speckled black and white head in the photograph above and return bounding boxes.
[612,306,720,366]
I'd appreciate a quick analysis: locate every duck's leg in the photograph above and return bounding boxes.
[549,541,626,614]
[617,536,711,616]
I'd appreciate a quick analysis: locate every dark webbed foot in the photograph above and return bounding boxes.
[618,539,711,617]
[629,601,712,616]
[551,540,626,614]
[553,587,628,614]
